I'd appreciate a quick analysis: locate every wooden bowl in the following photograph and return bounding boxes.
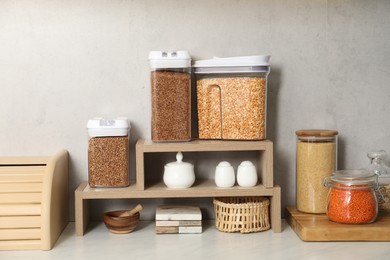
[102,210,140,234]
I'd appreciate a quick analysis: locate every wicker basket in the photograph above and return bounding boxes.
[213,197,270,233]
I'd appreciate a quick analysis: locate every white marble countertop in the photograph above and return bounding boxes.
[1,220,390,260]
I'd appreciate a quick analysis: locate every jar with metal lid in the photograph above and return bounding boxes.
[323,170,378,224]
[149,51,191,142]
[296,129,338,213]
[87,118,130,188]
[366,150,390,214]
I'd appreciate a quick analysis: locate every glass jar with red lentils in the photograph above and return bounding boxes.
[323,170,378,224]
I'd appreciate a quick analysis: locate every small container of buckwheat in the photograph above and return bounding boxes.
[87,118,130,188]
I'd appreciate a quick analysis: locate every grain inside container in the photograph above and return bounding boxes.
[296,129,338,213]
[149,51,191,142]
[193,55,270,140]
[87,118,130,187]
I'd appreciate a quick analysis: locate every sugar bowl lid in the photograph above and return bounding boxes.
[165,152,193,168]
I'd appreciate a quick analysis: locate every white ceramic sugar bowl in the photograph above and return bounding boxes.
[215,161,235,188]
[237,161,258,187]
[163,152,195,189]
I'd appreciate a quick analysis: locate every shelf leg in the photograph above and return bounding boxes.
[270,185,281,233]
[135,140,145,190]
[261,141,273,188]
[75,182,90,236]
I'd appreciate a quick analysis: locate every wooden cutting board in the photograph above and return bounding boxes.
[287,206,390,241]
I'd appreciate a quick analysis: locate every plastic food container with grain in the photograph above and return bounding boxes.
[193,55,270,140]
[149,51,191,142]
[87,118,130,188]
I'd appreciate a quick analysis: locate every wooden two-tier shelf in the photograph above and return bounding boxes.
[75,139,281,236]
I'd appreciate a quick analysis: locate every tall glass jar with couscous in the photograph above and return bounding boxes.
[296,129,338,213]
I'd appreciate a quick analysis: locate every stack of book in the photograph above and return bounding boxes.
[155,205,202,234]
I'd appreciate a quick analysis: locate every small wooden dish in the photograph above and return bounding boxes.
[102,210,140,234]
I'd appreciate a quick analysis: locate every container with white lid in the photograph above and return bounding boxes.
[149,51,191,142]
[194,55,270,140]
[87,118,130,188]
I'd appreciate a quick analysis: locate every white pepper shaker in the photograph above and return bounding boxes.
[237,161,257,187]
[215,161,235,188]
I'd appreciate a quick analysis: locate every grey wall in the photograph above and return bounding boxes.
[1,0,390,221]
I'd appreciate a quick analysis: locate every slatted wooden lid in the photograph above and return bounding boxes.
[296,129,338,137]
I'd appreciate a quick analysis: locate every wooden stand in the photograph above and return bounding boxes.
[75,139,281,236]
[287,206,390,241]
[0,150,69,250]
[135,139,274,190]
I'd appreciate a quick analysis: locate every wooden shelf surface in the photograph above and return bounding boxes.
[139,139,273,153]
[78,180,277,199]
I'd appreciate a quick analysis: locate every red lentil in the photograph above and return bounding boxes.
[327,184,377,224]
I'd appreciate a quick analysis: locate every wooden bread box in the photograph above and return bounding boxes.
[0,150,69,250]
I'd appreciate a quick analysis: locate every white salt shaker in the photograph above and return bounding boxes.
[215,161,235,188]
[237,161,258,187]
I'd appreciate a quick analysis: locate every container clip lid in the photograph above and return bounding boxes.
[87,118,130,137]
[194,55,270,67]
[149,51,191,69]
[193,55,270,74]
